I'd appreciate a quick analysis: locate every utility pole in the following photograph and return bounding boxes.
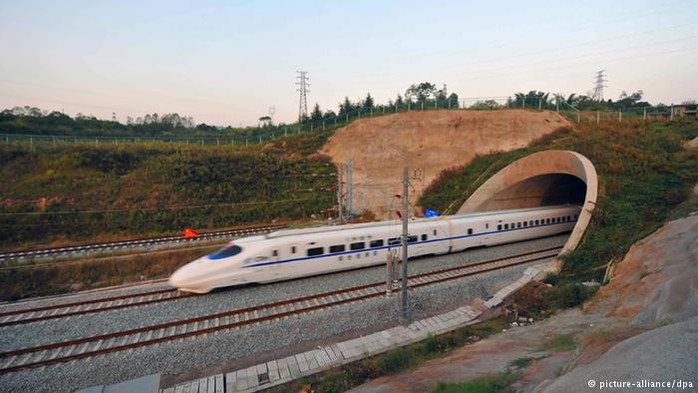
[400,166,410,324]
[345,159,353,221]
[337,165,344,224]
[592,70,607,102]
[296,71,310,122]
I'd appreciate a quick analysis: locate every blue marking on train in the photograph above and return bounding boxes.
[241,220,575,269]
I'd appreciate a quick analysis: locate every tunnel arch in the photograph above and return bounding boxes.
[456,150,598,270]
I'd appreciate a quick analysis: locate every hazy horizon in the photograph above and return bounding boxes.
[1,0,696,126]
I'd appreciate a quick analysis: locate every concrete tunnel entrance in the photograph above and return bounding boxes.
[456,150,598,263]
[473,174,587,212]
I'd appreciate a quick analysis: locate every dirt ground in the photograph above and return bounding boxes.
[321,110,570,219]
[349,212,698,393]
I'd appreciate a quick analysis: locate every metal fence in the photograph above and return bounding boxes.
[0,98,686,148]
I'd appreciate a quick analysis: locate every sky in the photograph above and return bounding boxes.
[0,0,696,126]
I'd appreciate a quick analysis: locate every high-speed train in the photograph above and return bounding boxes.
[169,204,580,293]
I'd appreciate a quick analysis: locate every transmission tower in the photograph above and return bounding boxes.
[295,71,310,122]
[592,70,607,102]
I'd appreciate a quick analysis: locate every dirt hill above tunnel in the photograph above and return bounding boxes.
[320,109,571,219]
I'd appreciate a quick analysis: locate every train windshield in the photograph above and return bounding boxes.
[208,244,243,260]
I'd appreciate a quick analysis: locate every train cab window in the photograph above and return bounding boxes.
[209,244,243,260]
[291,246,296,254]
[574,214,578,220]
[272,249,278,257]
[421,234,427,241]
[330,244,346,253]
[433,229,437,236]
[307,247,324,257]
[408,235,418,243]
[388,237,401,246]
[370,239,384,247]
[467,228,473,235]
[350,242,365,250]
[497,224,502,231]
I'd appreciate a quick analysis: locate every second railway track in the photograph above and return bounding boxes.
[0,223,287,263]
[0,245,562,374]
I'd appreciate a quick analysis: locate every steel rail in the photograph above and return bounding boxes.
[0,246,562,373]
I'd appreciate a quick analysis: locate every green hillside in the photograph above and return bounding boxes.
[0,130,336,249]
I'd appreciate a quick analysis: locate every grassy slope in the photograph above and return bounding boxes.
[0,129,336,249]
[419,119,698,283]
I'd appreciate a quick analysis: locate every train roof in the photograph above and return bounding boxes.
[264,204,579,239]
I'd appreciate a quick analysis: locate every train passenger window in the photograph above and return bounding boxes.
[567,215,571,221]
[467,228,473,235]
[421,234,427,241]
[529,221,533,226]
[546,218,551,224]
[504,224,509,230]
[574,214,578,220]
[523,222,527,227]
[370,239,384,247]
[517,222,521,228]
[408,235,418,243]
[350,242,365,250]
[486,223,489,229]
[535,220,540,225]
[307,247,324,257]
[272,249,278,257]
[330,244,346,253]
[497,224,502,231]
[433,229,437,236]
[388,237,401,246]
[291,246,296,254]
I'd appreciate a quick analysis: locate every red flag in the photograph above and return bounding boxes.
[184,228,200,239]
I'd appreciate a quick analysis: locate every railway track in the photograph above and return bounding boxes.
[0,224,287,263]
[0,288,194,327]
[0,245,561,374]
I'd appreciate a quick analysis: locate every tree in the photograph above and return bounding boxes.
[362,93,375,112]
[394,94,405,109]
[310,103,323,122]
[405,82,437,103]
[338,97,354,117]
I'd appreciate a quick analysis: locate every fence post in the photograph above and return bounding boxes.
[383,107,385,114]
[335,118,337,127]
[421,102,424,111]
[53,136,56,146]
[345,114,349,124]
[618,109,622,122]
[670,103,674,120]
[596,111,600,125]
[285,127,288,137]
[407,101,410,111]
[259,135,262,143]
[245,137,248,146]
[522,99,525,109]
[576,112,580,123]
[434,99,437,109]
[448,99,451,109]
[310,123,313,132]
[643,107,647,120]
[370,108,373,117]
[322,120,325,130]
[538,98,542,110]
[217,139,220,146]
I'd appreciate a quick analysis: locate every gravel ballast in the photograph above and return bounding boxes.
[0,235,567,392]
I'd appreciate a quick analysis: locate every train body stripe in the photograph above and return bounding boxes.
[241,220,574,268]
